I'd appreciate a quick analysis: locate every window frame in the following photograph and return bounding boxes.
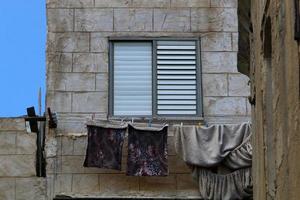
[108,37,203,119]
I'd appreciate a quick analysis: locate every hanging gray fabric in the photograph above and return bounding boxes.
[192,167,253,200]
[174,122,252,169]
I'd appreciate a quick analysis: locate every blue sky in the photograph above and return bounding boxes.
[0,0,46,117]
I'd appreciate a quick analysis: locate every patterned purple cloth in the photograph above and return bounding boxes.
[84,125,126,171]
[126,124,168,176]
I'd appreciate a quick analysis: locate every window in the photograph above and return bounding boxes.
[109,39,202,118]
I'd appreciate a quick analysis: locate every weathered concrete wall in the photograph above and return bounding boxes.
[46,0,250,199]
[0,118,47,200]
[250,0,300,199]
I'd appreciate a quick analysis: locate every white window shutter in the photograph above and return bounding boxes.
[156,41,198,115]
[113,42,152,116]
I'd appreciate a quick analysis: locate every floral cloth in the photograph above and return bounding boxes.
[126,124,168,176]
[84,125,126,170]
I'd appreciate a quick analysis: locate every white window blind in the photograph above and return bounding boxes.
[156,41,198,115]
[113,42,152,116]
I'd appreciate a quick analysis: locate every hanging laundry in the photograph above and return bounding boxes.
[126,124,168,176]
[174,122,252,169]
[192,167,253,200]
[83,122,127,171]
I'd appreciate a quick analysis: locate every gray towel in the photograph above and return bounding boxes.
[192,167,253,200]
[174,122,252,168]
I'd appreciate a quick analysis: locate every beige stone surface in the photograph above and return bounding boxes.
[95,0,131,7]
[139,175,177,196]
[73,53,108,73]
[0,132,16,154]
[132,0,170,7]
[72,174,100,193]
[154,9,190,32]
[0,178,15,200]
[47,0,94,8]
[114,9,153,32]
[90,34,108,53]
[75,9,113,31]
[191,8,238,32]
[72,92,108,113]
[54,174,72,194]
[171,0,209,7]
[211,0,237,7]
[73,137,87,155]
[228,74,250,96]
[203,97,247,116]
[99,174,139,193]
[0,118,26,131]
[16,132,37,154]
[61,156,85,173]
[202,74,228,96]
[16,178,46,200]
[202,52,238,73]
[47,91,72,113]
[201,32,233,51]
[0,155,36,177]
[47,32,89,53]
[47,9,74,32]
[95,73,109,92]
[47,53,73,72]
[47,72,95,91]
[61,137,74,155]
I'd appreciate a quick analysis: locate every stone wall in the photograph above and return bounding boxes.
[46,0,250,199]
[0,118,47,200]
[250,0,300,199]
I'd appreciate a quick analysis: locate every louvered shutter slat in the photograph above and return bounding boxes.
[114,42,152,116]
[156,41,198,115]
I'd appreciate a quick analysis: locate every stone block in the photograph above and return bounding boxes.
[54,174,72,194]
[211,0,237,7]
[0,178,15,200]
[95,0,131,7]
[228,74,250,96]
[171,0,209,7]
[61,137,74,155]
[139,175,177,196]
[0,155,36,177]
[72,174,100,194]
[75,9,113,31]
[47,32,89,52]
[168,136,176,156]
[232,32,239,51]
[191,8,238,32]
[132,0,170,7]
[114,9,153,31]
[61,156,85,173]
[47,53,72,72]
[16,132,36,154]
[201,32,232,51]
[73,53,108,73]
[73,137,87,155]
[99,174,139,194]
[202,52,238,73]
[246,99,252,116]
[72,92,108,113]
[96,73,108,92]
[47,0,94,8]
[16,178,46,200]
[47,9,73,32]
[154,9,190,32]
[90,34,108,53]
[202,74,228,96]
[203,97,247,116]
[47,91,72,113]
[176,174,200,197]
[46,157,62,173]
[0,132,16,154]
[168,156,190,173]
[47,72,95,91]
[0,118,26,131]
